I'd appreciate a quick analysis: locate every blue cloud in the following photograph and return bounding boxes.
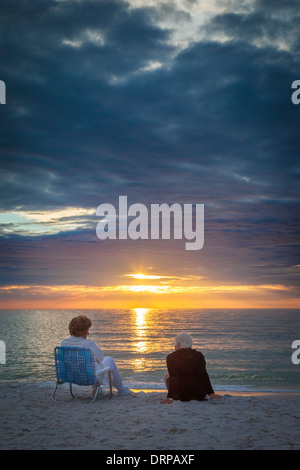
[0,0,299,290]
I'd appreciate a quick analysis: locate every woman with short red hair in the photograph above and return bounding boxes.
[68,315,92,338]
[61,315,132,396]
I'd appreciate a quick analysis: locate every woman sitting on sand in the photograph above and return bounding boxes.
[161,332,222,404]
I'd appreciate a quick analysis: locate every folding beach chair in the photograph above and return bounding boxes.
[52,346,112,403]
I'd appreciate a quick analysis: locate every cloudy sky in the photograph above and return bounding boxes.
[0,0,299,308]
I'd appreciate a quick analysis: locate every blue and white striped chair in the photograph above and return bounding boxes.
[52,346,112,403]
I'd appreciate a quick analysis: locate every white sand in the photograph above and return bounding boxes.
[0,382,299,450]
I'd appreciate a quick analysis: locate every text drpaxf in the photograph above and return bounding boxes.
[96,196,204,251]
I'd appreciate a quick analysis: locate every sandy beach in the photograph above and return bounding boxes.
[0,382,299,450]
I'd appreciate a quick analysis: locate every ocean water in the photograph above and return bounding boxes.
[0,309,299,393]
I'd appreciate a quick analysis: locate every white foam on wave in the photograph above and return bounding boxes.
[124,380,300,394]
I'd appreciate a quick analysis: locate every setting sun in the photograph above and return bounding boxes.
[125,273,165,280]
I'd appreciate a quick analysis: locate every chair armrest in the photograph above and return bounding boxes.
[97,366,112,374]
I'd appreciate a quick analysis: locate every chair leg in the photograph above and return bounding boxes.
[69,383,75,398]
[108,370,112,399]
[89,384,101,404]
[52,382,59,400]
[89,369,113,403]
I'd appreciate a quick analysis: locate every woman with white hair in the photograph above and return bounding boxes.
[161,332,221,404]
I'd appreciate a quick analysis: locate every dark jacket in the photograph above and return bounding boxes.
[167,348,214,401]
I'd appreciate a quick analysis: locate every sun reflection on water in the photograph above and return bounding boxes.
[131,308,152,370]
[133,308,151,354]
[134,308,150,328]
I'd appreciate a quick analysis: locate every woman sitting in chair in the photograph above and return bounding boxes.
[61,315,132,396]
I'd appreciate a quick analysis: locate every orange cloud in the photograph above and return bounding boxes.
[0,282,297,310]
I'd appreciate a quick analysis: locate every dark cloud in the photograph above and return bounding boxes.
[0,0,299,291]
[0,0,177,208]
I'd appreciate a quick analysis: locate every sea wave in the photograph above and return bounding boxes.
[124,380,300,394]
[2,380,299,394]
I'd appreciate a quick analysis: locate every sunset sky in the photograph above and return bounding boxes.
[0,0,299,309]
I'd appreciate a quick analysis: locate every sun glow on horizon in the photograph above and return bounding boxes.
[0,279,298,309]
[0,283,292,296]
[125,273,165,280]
